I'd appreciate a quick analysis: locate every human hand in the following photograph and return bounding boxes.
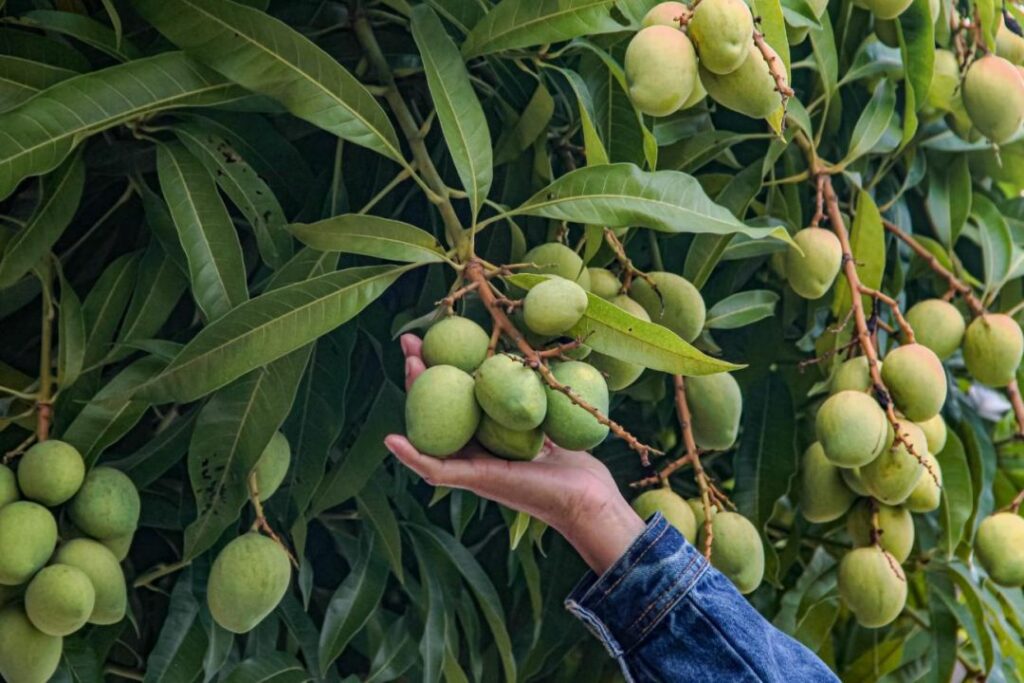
[385,334,646,574]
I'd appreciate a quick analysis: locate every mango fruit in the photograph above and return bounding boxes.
[474,354,547,430]
[861,422,927,505]
[475,415,544,461]
[642,1,687,27]
[632,488,697,543]
[208,533,291,634]
[915,414,947,454]
[587,268,621,299]
[69,467,140,540]
[846,500,915,562]
[523,277,589,335]
[0,502,57,585]
[838,546,907,627]
[963,313,1024,387]
[785,227,843,299]
[17,440,85,507]
[904,299,965,360]
[421,316,489,373]
[799,442,857,523]
[975,512,1024,587]
[927,49,961,112]
[684,372,742,451]
[905,451,942,513]
[0,464,17,509]
[862,0,913,19]
[816,390,889,467]
[962,55,1024,143]
[252,431,290,502]
[523,243,591,289]
[997,17,1024,65]
[406,365,481,457]
[587,295,649,390]
[880,343,947,421]
[0,606,62,683]
[689,0,754,74]
[688,497,715,527]
[25,564,95,636]
[681,76,708,109]
[699,43,786,119]
[699,511,764,594]
[841,466,872,497]
[625,25,698,116]
[53,539,127,625]
[875,19,900,47]
[831,356,879,394]
[543,361,610,450]
[630,272,706,342]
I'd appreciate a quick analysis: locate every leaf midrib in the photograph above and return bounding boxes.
[515,190,740,231]
[470,0,614,51]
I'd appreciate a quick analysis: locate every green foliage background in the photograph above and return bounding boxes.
[0,0,1022,680]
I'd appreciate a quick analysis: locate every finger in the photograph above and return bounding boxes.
[405,356,427,390]
[384,434,489,489]
[400,334,423,360]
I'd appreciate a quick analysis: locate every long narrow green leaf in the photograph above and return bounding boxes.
[463,0,624,57]
[0,52,247,200]
[56,266,85,390]
[157,141,249,321]
[0,55,79,111]
[16,10,142,61]
[290,215,445,264]
[133,0,403,162]
[82,252,140,368]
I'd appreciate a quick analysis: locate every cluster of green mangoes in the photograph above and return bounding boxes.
[207,431,293,634]
[624,1,787,120]
[0,440,137,683]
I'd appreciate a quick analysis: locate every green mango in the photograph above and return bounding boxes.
[684,372,742,451]
[975,512,1024,587]
[406,365,481,457]
[25,564,95,636]
[861,422,927,505]
[17,440,85,507]
[53,539,127,625]
[0,464,17,510]
[523,277,589,335]
[587,268,621,299]
[252,431,290,502]
[962,55,1024,143]
[840,466,872,497]
[904,299,964,360]
[799,442,857,523]
[475,415,544,461]
[69,467,140,540]
[625,26,698,117]
[997,17,1024,65]
[905,451,941,513]
[880,343,947,421]
[474,354,547,430]
[421,316,490,373]
[523,243,591,289]
[699,511,764,594]
[846,500,915,562]
[0,606,62,683]
[208,533,291,634]
[785,228,843,300]
[689,0,754,74]
[838,546,907,627]
[963,313,1024,387]
[630,272,706,342]
[0,502,57,586]
[542,362,610,450]
[927,49,961,112]
[642,1,688,27]
[632,488,697,543]
[699,43,786,119]
[830,356,880,394]
[816,391,889,467]
[915,414,947,454]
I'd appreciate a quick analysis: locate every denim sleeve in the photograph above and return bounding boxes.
[565,513,839,682]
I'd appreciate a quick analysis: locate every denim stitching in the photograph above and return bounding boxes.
[689,596,766,680]
[595,523,671,603]
[565,601,625,659]
[624,551,707,643]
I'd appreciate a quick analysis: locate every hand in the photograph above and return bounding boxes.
[385,334,646,574]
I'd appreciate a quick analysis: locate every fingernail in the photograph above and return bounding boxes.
[383,435,400,454]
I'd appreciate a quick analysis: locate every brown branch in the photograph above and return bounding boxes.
[1009,488,1024,514]
[248,472,299,569]
[752,28,794,103]
[797,337,860,370]
[857,284,916,343]
[603,228,658,294]
[673,375,715,559]
[438,281,480,312]
[465,260,661,465]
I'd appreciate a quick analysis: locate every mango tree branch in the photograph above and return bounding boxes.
[248,472,299,568]
[674,374,714,559]
[752,28,794,102]
[36,267,54,442]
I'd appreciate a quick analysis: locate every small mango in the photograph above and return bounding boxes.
[17,440,85,507]
[830,356,879,394]
[25,564,95,636]
[699,43,786,119]
[0,502,57,586]
[975,512,1024,587]
[632,488,697,543]
[880,343,947,421]
[406,365,481,457]
[252,431,290,502]
[915,414,947,454]
[963,313,1024,387]
[474,354,547,430]
[625,26,698,117]
[846,500,915,562]
[69,467,140,540]
[587,268,621,299]
[905,451,942,513]
[523,243,591,289]
[962,55,1024,143]
[208,533,291,634]
[475,415,544,461]
[799,442,857,523]
[421,316,490,373]
[523,277,589,336]
[53,539,127,625]
[816,390,889,467]
[861,423,927,505]
[699,511,764,594]
[838,546,907,627]
[927,49,961,112]
[689,0,755,75]
[542,361,610,451]
[0,606,62,683]
[785,228,843,300]
[0,464,17,509]
[904,299,965,360]
[684,372,742,451]
[642,1,687,27]
[630,272,706,342]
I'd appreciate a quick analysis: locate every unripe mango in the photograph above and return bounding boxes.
[997,17,1024,65]
[475,415,544,461]
[688,497,715,527]
[0,464,17,509]
[587,296,649,390]
[406,365,481,457]
[680,75,708,109]
[785,228,843,299]
[838,546,907,627]
[421,316,489,373]
[699,511,764,594]
[862,0,913,19]
[523,277,589,336]
[587,268,621,299]
[69,467,140,540]
[208,533,291,634]
[862,423,927,505]
[927,49,961,112]
[904,299,965,360]
[830,356,879,394]
[53,539,126,625]
[632,488,697,543]
[881,343,947,421]
[252,431,290,502]
[17,440,84,507]
[945,87,981,141]
[0,606,62,683]
[630,272,706,342]
[799,442,857,523]
[905,451,942,512]
[875,19,899,47]
[684,372,742,451]
[25,564,95,636]
[625,26,698,117]
[963,314,1024,387]
[542,361,610,450]
[699,43,786,119]
[523,243,591,289]
[689,0,754,74]
[846,500,915,562]
[642,1,687,27]
[975,512,1024,587]
[841,466,872,496]
[474,354,547,430]
[0,502,57,585]
[915,414,947,454]
[816,391,889,467]
[962,55,1024,143]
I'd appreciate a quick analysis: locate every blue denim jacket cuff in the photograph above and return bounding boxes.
[564,512,710,656]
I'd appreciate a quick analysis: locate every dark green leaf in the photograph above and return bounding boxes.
[705,290,780,330]
[463,0,625,57]
[290,215,446,264]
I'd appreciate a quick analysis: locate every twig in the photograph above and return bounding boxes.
[36,269,54,442]
[857,284,916,343]
[1008,488,1024,514]
[133,559,190,589]
[673,375,716,559]
[438,281,480,312]
[603,228,658,294]
[248,472,299,568]
[752,28,794,103]
[2,433,38,464]
[797,338,860,370]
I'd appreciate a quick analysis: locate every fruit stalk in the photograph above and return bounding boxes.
[1009,487,1024,514]
[673,375,715,559]
[752,27,795,102]
[856,284,916,343]
[36,270,55,442]
[247,471,298,568]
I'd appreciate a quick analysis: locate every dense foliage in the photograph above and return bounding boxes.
[0,0,1023,680]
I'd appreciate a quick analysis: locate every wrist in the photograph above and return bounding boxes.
[559,496,647,575]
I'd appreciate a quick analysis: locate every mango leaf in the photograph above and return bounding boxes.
[842,79,897,164]
[0,52,246,200]
[135,265,414,404]
[462,0,624,57]
[82,252,140,368]
[110,243,188,364]
[832,190,884,318]
[56,266,85,390]
[16,10,142,61]
[223,653,309,683]
[357,477,404,583]
[895,0,934,114]
[508,273,741,375]
[508,164,793,244]
[0,151,84,288]
[926,153,971,247]
[545,65,608,166]
[157,141,249,321]
[144,569,204,683]
[133,0,403,162]
[411,6,492,219]
[705,290,780,330]
[971,194,1013,294]
[936,430,972,557]
[290,215,446,264]
[0,55,78,111]
[752,0,791,75]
